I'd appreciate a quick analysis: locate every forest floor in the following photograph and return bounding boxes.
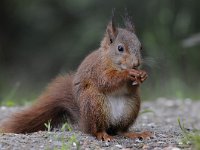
[0,98,200,150]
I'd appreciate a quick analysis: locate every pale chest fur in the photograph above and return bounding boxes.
[106,85,137,125]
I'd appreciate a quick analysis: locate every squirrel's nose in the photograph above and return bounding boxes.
[132,60,140,69]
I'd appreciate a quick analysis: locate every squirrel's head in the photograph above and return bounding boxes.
[101,16,142,70]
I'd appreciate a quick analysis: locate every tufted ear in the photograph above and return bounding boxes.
[106,14,118,44]
[123,12,135,33]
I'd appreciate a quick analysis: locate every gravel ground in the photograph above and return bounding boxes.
[0,98,200,150]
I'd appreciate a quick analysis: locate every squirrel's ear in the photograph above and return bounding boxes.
[106,19,118,44]
[123,12,135,33]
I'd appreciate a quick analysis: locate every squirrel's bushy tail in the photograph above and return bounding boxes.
[0,74,79,133]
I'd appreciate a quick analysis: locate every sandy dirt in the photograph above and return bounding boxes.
[0,98,199,150]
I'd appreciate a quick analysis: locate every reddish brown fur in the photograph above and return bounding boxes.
[1,74,79,133]
[0,17,152,141]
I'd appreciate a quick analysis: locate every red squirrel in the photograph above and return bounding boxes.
[0,16,152,141]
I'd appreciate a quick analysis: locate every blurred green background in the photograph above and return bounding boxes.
[1,0,200,105]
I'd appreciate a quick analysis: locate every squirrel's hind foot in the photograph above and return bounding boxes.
[95,131,113,141]
[120,131,154,140]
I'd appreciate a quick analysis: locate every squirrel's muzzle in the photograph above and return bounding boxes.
[132,58,141,69]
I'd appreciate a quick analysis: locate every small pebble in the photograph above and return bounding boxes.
[101,142,110,147]
[0,106,7,111]
[135,138,143,143]
[115,144,123,148]
[163,147,181,150]
[72,142,76,147]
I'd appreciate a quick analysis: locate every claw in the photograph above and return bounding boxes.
[96,132,113,142]
[128,69,148,84]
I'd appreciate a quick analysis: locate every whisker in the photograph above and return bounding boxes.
[141,56,168,71]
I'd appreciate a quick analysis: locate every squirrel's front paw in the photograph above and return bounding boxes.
[138,70,148,83]
[128,69,148,85]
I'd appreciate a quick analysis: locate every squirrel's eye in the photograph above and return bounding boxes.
[118,45,124,52]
